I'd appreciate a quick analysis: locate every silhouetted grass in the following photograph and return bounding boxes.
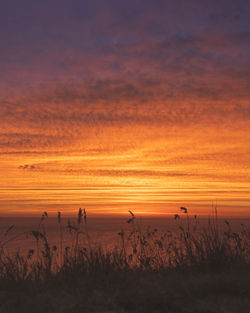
[0,207,249,313]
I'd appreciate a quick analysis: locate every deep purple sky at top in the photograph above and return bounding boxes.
[1,0,250,91]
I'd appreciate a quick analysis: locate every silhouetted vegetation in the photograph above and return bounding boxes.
[0,207,249,313]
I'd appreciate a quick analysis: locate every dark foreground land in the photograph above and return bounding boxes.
[0,266,250,313]
[0,209,249,313]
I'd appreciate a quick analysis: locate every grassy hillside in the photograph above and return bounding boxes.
[0,208,249,313]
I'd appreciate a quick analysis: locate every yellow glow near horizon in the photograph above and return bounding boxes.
[0,121,249,216]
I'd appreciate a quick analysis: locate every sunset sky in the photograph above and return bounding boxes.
[0,0,249,216]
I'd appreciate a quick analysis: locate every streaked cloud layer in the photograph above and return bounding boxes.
[0,0,249,215]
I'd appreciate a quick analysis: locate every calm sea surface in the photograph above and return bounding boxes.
[0,216,249,255]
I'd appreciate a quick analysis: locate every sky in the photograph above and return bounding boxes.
[0,0,249,216]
